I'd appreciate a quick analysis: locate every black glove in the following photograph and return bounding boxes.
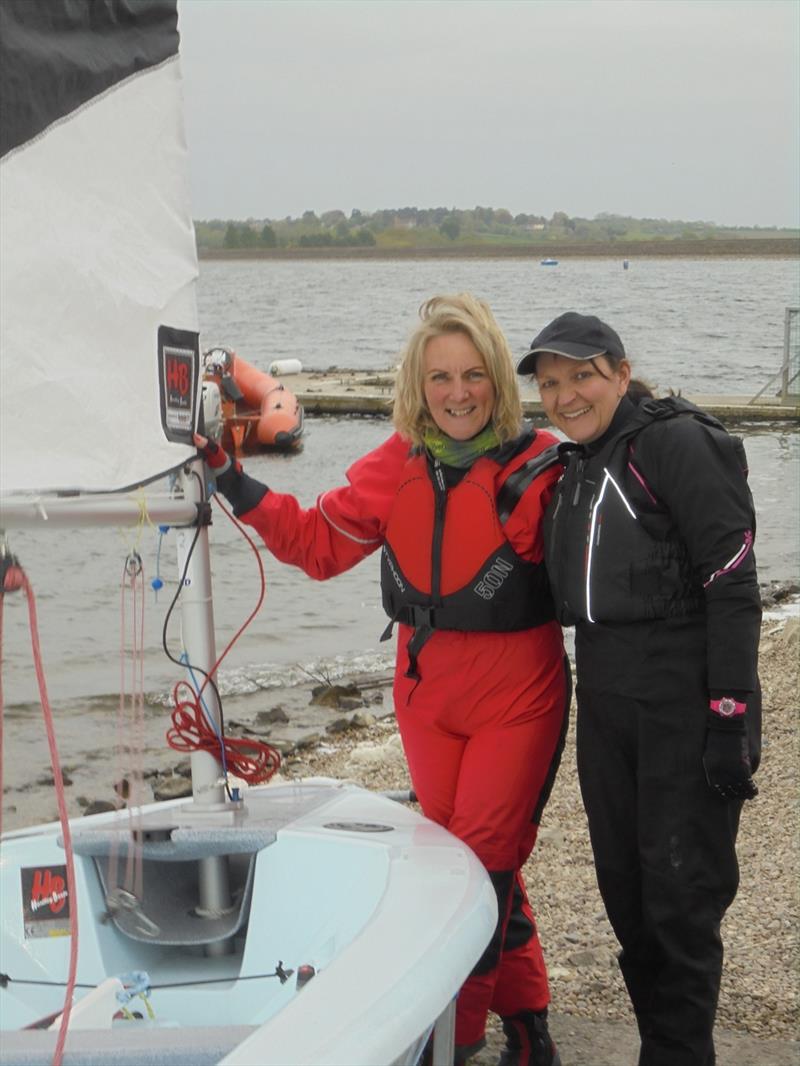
[702,713,758,801]
[194,435,269,516]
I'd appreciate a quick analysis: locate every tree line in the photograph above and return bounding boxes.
[195,207,796,252]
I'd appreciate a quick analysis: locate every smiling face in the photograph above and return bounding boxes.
[535,352,631,443]
[422,331,496,440]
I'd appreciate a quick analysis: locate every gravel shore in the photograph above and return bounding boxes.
[280,617,799,1060]
[4,617,796,1062]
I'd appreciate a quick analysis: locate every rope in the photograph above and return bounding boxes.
[151,525,169,599]
[108,552,148,915]
[164,491,281,786]
[1,963,295,991]
[0,564,79,1066]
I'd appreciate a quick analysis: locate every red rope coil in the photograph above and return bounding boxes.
[165,496,281,784]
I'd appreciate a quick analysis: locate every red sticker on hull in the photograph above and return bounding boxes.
[21,865,71,939]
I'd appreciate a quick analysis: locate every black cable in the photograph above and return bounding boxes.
[160,469,230,798]
[1,964,294,991]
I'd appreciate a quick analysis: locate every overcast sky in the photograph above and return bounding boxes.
[177,0,799,228]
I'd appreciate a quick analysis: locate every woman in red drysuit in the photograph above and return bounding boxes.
[196,293,570,1066]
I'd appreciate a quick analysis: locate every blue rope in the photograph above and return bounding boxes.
[151,525,169,598]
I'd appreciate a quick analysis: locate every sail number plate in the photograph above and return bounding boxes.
[158,326,200,443]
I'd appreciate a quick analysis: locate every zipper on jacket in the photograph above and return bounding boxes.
[571,457,585,506]
[560,456,586,616]
[431,459,447,604]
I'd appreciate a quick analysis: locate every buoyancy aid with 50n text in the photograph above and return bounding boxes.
[381,431,560,679]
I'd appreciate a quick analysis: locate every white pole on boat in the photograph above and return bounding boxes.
[174,459,235,954]
[0,494,197,530]
[174,460,226,808]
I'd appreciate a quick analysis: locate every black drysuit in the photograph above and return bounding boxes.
[543,396,761,1066]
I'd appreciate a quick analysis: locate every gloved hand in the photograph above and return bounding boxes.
[193,434,268,515]
[194,433,239,490]
[702,713,758,801]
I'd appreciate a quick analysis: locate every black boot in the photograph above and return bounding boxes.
[454,1036,487,1064]
[498,1010,561,1066]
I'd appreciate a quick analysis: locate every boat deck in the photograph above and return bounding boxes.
[288,369,800,424]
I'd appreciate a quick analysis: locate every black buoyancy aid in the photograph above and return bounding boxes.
[381,435,559,679]
[545,397,747,627]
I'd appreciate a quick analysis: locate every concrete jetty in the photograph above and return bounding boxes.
[287,369,800,425]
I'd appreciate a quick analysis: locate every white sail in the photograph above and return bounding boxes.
[0,8,495,1065]
[0,4,199,495]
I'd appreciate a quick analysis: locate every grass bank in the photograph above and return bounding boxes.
[199,237,799,261]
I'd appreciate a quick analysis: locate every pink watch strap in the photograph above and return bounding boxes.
[709,697,747,718]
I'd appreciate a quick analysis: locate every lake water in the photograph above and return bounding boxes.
[197,255,799,396]
[2,256,798,715]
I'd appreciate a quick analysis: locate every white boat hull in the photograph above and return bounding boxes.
[0,779,496,1065]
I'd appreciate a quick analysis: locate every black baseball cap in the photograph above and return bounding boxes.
[517,312,626,375]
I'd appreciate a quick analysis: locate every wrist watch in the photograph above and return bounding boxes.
[709,697,747,718]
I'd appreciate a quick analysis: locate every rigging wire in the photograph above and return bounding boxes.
[162,472,281,788]
[1,963,294,992]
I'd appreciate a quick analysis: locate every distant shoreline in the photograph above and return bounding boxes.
[199,237,799,261]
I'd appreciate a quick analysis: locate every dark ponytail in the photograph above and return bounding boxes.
[627,378,655,404]
[591,352,654,405]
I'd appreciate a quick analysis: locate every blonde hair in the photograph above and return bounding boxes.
[392,293,523,446]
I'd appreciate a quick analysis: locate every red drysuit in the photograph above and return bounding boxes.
[237,429,568,1047]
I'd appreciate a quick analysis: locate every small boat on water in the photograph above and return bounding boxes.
[539,257,559,267]
[202,347,304,453]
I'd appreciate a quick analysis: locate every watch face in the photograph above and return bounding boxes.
[718,697,738,716]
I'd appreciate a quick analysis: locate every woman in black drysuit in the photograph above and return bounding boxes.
[517,312,761,1066]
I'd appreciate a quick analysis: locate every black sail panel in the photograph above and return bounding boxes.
[0,0,199,495]
[0,0,179,158]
